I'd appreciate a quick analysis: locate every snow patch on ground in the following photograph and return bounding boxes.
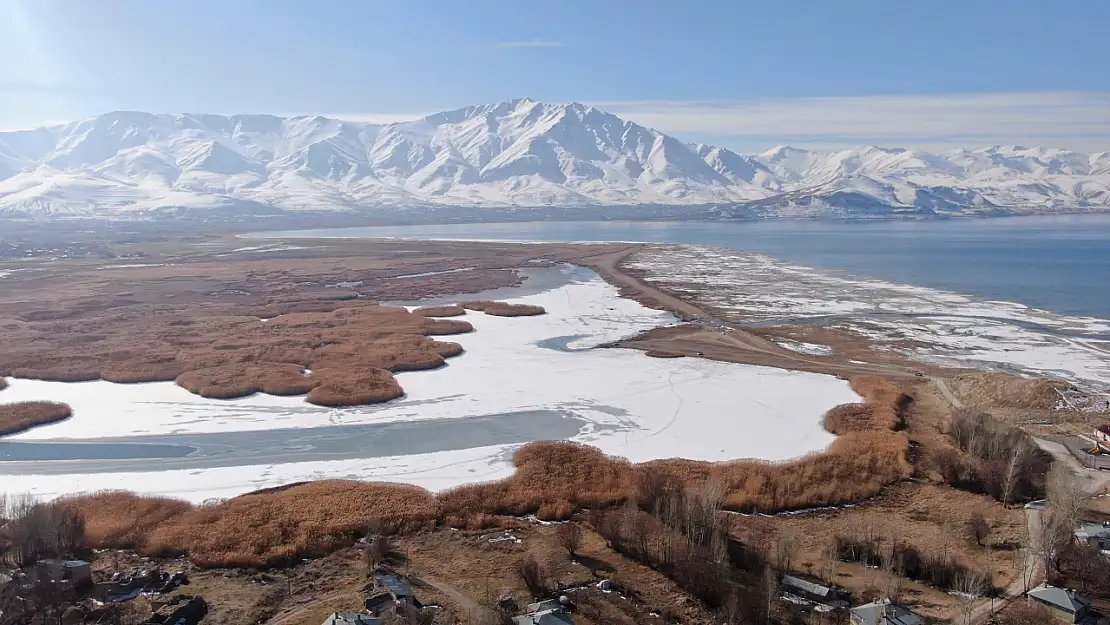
[775,339,834,356]
[630,245,1110,392]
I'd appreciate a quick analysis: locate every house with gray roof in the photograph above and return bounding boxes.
[513,600,575,625]
[1027,585,1091,623]
[1074,522,1110,552]
[849,600,924,625]
[321,613,382,625]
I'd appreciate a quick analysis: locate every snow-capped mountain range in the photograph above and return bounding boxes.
[1,97,1108,219]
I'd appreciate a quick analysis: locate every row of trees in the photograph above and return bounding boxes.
[938,409,1051,505]
[585,477,783,625]
[0,493,86,567]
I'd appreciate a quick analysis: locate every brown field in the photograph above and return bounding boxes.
[413,304,466,317]
[0,400,73,436]
[461,300,547,317]
[0,235,612,408]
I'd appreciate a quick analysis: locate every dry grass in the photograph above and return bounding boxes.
[413,305,466,317]
[460,300,547,317]
[68,376,913,567]
[175,363,316,399]
[0,400,73,436]
[1,304,471,408]
[644,350,684,359]
[142,481,439,567]
[63,491,193,549]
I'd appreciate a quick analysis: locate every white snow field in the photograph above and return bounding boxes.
[630,245,1110,393]
[0,266,859,502]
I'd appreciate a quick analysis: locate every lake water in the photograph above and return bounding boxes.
[258,215,1110,320]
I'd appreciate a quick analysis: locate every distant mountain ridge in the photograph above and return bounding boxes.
[1,97,1108,218]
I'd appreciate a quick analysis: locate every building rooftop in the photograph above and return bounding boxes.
[374,574,413,599]
[1075,522,1110,540]
[782,574,836,599]
[850,600,925,625]
[321,613,382,625]
[1028,585,1091,613]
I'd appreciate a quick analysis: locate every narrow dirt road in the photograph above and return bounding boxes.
[932,377,966,410]
[584,246,929,381]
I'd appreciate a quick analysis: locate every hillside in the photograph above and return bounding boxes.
[1,98,1108,218]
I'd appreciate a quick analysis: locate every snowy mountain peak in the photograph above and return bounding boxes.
[1,100,1108,219]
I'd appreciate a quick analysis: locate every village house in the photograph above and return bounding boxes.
[1027,584,1091,623]
[513,599,576,625]
[849,600,925,625]
[1074,521,1110,552]
[781,574,849,610]
[34,559,92,588]
[321,613,382,625]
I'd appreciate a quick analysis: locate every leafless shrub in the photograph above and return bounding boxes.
[556,523,583,558]
[968,513,991,547]
[517,555,549,598]
[2,495,86,567]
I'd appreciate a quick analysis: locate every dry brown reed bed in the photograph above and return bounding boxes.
[413,305,466,317]
[1,303,474,408]
[644,350,684,359]
[461,300,546,317]
[68,377,912,567]
[0,401,73,436]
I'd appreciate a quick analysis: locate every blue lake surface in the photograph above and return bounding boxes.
[259,215,1110,320]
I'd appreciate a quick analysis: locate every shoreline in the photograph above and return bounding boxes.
[1,233,1106,505]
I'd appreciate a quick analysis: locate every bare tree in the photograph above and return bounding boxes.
[517,555,548,599]
[994,602,1054,625]
[1000,444,1027,506]
[774,531,800,574]
[953,570,985,625]
[968,513,991,548]
[880,540,904,604]
[1047,463,1088,529]
[556,523,583,559]
[820,536,839,585]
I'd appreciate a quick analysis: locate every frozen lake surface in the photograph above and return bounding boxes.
[0,265,859,502]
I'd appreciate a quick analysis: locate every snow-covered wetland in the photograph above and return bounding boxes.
[0,265,859,502]
[629,245,1110,394]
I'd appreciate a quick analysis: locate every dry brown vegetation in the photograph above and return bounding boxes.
[145,481,440,568]
[644,350,684,359]
[0,400,73,436]
[0,236,617,409]
[0,377,7,391]
[413,304,466,317]
[64,376,915,568]
[460,300,546,317]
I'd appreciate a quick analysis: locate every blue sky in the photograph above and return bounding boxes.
[3,0,1109,152]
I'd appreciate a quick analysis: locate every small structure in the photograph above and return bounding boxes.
[144,595,207,625]
[1093,425,1110,444]
[321,614,382,625]
[513,600,575,625]
[781,574,848,609]
[373,573,414,604]
[35,559,92,587]
[1027,584,1091,623]
[1074,522,1110,552]
[849,600,925,625]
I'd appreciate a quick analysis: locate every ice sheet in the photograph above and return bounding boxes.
[1,266,859,501]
